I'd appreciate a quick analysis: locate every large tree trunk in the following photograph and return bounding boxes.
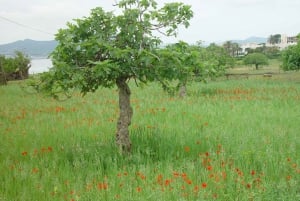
[116,77,133,153]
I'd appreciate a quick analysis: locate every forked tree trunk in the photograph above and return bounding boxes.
[178,81,187,98]
[116,77,133,153]
[178,84,187,98]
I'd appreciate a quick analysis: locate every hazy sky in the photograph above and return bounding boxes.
[0,0,299,45]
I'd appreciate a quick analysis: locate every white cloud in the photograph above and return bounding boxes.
[0,0,299,44]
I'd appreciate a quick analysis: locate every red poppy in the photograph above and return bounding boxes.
[202,182,207,188]
[136,187,142,192]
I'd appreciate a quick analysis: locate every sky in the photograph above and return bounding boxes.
[0,0,299,45]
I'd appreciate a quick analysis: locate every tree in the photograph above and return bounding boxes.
[268,34,281,44]
[30,0,193,153]
[0,56,7,85]
[206,43,235,69]
[243,53,269,70]
[281,34,300,71]
[0,51,31,81]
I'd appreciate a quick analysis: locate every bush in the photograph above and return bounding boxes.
[0,51,31,83]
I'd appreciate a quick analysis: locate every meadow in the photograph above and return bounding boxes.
[0,66,300,200]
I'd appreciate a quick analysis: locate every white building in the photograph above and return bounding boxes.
[266,34,297,50]
[241,34,297,54]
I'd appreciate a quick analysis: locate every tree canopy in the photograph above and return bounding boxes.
[30,0,194,153]
[281,34,300,71]
[243,53,269,70]
[0,51,31,84]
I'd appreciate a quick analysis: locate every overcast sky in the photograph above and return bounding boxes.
[0,0,299,45]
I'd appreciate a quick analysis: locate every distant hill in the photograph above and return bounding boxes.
[231,36,268,45]
[0,39,57,58]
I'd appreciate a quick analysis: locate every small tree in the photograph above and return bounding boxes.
[281,34,300,71]
[0,51,31,81]
[0,56,7,85]
[30,0,193,153]
[244,53,269,70]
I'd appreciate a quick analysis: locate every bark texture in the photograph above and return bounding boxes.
[178,84,187,98]
[116,77,133,153]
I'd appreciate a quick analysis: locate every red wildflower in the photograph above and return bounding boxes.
[32,168,39,174]
[184,146,190,152]
[251,170,256,176]
[207,165,213,171]
[246,183,251,189]
[201,182,207,188]
[193,185,199,192]
[165,179,171,186]
[185,179,192,185]
[97,182,108,190]
[173,172,180,178]
[136,187,142,192]
[21,151,28,156]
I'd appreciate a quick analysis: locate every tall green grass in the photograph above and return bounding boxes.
[1,76,299,200]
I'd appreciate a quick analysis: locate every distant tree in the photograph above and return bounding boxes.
[268,34,281,44]
[159,41,225,97]
[244,53,269,70]
[0,56,7,85]
[281,34,300,71]
[223,41,233,56]
[222,41,241,57]
[29,0,193,153]
[206,43,234,69]
[0,51,31,81]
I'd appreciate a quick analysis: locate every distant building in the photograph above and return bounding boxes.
[266,34,297,50]
[241,34,297,54]
[241,43,264,54]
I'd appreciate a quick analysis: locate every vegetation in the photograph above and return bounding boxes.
[222,41,242,57]
[243,53,269,70]
[1,72,300,200]
[0,51,31,84]
[246,45,280,59]
[267,34,281,44]
[281,34,300,71]
[29,0,197,153]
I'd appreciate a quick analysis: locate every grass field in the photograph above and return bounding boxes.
[1,65,300,200]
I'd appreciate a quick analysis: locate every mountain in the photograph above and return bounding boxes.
[231,36,268,45]
[0,39,58,58]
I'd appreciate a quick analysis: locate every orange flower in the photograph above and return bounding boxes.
[246,183,251,189]
[185,179,192,185]
[32,168,39,174]
[184,146,190,152]
[97,182,108,190]
[136,186,142,192]
[21,151,28,156]
[165,179,171,186]
[201,182,207,188]
[173,172,180,178]
[193,185,199,192]
[251,170,256,176]
[137,172,146,180]
[207,166,213,171]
